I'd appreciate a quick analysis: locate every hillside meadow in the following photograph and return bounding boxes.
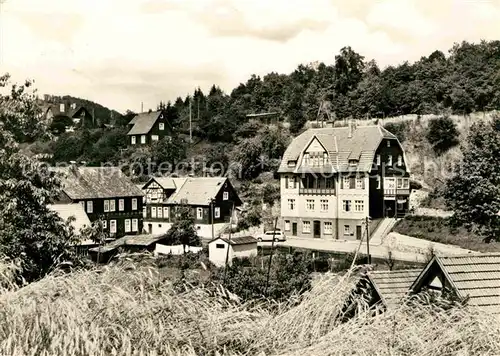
[0,258,499,356]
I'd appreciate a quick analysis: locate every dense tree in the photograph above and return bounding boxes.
[0,76,81,283]
[163,205,200,252]
[150,136,187,173]
[426,116,460,155]
[443,117,500,242]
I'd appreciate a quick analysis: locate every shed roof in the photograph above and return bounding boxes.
[367,269,422,308]
[53,166,143,200]
[127,111,162,135]
[210,236,257,246]
[278,125,397,173]
[410,253,500,314]
[89,234,165,254]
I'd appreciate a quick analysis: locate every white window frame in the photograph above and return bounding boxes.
[132,198,138,211]
[356,177,364,190]
[141,135,146,144]
[197,207,203,220]
[223,191,229,200]
[388,155,393,166]
[397,178,403,189]
[387,140,391,147]
[86,201,93,213]
[143,206,147,218]
[151,207,157,218]
[303,221,311,233]
[109,200,116,212]
[119,199,125,212]
[103,200,109,212]
[320,200,329,212]
[343,177,350,189]
[102,220,107,229]
[288,199,295,211]
[306,199,315,211]
[324,222,332,235]
[376,154,381,166]
[284,220,291,231]
[151,135,159,141]
[159,122,165,131]
[124,219,131,233]
[377,176,381,189]
[398,155,403,166]
[355,200,364,212]
[403,178,410,189]
[214,207,220,218]
[344,225,350,235]
[157,207,163,218]
[163,207,169,219]
[132,219,138,232]
[110,220,117,234]
[131,136,136,145]
[342,200,351,212]
[288,177,295,189]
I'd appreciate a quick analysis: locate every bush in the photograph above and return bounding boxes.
[426,116,460,155]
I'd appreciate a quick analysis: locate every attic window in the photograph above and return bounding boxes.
[387,141,391,147]
[287,160,296,168]
[349,159,358,166]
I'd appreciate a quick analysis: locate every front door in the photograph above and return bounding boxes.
[148,223,153,234]
[313,221,321,238]
[292,223,297,236]
[356,225,362,240]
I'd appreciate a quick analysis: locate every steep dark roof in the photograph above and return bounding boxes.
[127,111,162,135]
[210,236,257,246]
[53,166,143,199]
[278,125,398,173]
[367,269,422,308]
[410,253,500,314]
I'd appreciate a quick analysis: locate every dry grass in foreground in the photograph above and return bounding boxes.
[0,261,499,356]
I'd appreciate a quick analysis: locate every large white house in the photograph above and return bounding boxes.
[278,124,411,241]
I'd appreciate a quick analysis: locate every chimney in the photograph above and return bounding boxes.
[60,103,65,113]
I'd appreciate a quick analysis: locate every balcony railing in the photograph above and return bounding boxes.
[299,188,335,195]
[384,188,410,196]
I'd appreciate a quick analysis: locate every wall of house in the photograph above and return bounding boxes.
[143,220,227,239]
[76,196,144,237]
[147,112,171,142]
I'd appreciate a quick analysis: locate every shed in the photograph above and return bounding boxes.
[208,236,257,267]
[410,253,500,314]
[88,234,165,263]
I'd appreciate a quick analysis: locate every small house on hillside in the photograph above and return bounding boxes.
[409,253,500,314]
[141,176,242,238]
[41,102,95,132]
[208,236,258,267]
[127,110,173,145]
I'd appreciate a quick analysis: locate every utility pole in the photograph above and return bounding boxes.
[141,102,144,113]
[223,201,235,284]
[211,198,215,240]
[366,216,371,264]
[189,99,192,143]
[265,217,279,295]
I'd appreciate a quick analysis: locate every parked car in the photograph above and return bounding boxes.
[256,230,286,242]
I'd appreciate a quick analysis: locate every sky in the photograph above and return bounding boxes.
[0,0,499,113]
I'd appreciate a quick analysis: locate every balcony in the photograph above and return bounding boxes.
[384,188,410,196]
[299,188,335,195]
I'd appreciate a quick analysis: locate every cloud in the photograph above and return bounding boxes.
[0,0,499,113]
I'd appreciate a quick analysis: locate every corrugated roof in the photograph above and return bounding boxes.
[210,236,257,246]
[89,234,165,254]
[127,111,161,135]
[166,177,227,206]
[411,253,500,313]
[368,269,422,308]
[278,125,397,173]
[48,203,91,232]
[53,166,143,199]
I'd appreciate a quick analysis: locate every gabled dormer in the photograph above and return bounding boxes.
[300,135,330,168]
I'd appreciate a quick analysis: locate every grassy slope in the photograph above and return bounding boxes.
[1,261,499,356]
